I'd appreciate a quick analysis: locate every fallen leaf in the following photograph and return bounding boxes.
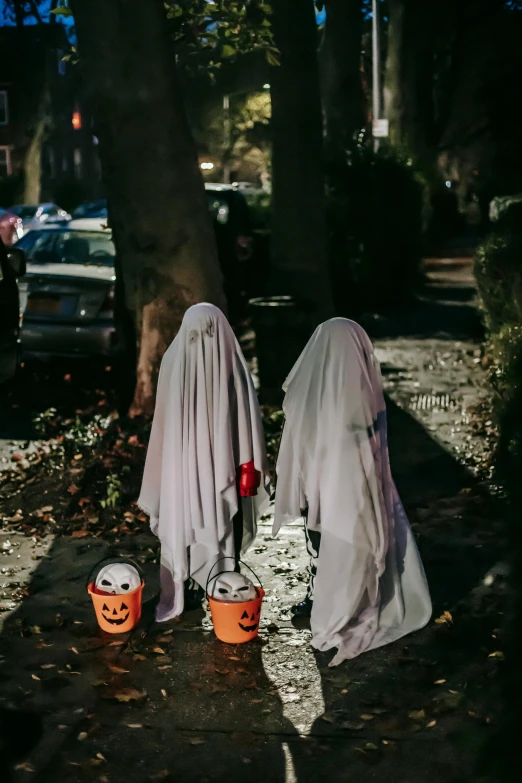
[105,688,147,703]
[11,454,23,462]
[426,720,437,728]
[41,664,56,670]
[408,709,426,720]
[152,646,166,655]
[187,737,206,746]
[78,732,88,741]
[488,651,504,659]
[73,454,83,461]
[127,435,140,447]
[31,674,40,681]
[434,679,446,685]
[215,667,230,675]
[108,665,129,675]
[161,689,167,698]
[70,647,79,655]
[435,610,453,625]
[126,724,143,729]
[341,721,364,731]
[68,484,80,495]
[133,654,146,661]
[108,640,125,647]
[96,753,106,762]
[72,530,89,538]
[360,714,374,721]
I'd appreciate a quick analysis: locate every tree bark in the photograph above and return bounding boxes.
[70,0,226,417]
[269,0,333,322]
[320,0,364,158]
[384,0,438,164]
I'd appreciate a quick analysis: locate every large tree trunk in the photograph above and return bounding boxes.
[70,0,226,417]
[384,0,438,164]
[320,0,364,158]
[270,0,333,322]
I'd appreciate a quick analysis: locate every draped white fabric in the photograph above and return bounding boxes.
[139,303,270,621]
[274,318,431,664]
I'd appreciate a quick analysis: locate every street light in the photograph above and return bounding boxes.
[371,0,389,150]
[223,94,231,184]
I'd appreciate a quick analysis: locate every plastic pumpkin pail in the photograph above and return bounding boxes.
[206,557,264,644]
[87,557,144,634]
[208,587,264,644]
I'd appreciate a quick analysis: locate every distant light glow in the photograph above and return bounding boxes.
[263,83,270,90]
[72,110,82,130]
[200,162,214,170]
[445,180,451,188]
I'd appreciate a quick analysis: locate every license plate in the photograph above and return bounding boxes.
[26,296,62,315]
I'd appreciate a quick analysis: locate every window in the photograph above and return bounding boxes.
[0,91,8,126]
[0,146,12,178]
[74,148,82,179]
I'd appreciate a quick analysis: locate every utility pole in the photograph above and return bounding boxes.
[372,0,381,151]
[222,93,231,184]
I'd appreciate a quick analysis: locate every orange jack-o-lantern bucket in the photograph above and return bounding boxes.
[87,558,144,634]
[206,558,264,644]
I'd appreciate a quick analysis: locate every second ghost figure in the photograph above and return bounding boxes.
[274,318,432,665]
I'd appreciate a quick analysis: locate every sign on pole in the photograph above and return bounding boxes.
[372,119,389,138]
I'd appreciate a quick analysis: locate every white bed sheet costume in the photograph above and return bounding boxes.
[274,318,432,665]
[139,303,270,621]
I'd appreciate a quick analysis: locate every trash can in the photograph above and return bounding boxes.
[249,296,314,402]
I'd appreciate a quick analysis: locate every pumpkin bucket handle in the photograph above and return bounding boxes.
[86,556,145,591]
[206,556,263,598]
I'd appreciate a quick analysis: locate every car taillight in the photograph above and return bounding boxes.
[101,286,115,313]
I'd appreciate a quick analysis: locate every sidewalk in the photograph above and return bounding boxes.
[0,258,505,783]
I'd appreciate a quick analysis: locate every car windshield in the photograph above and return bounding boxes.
[16,230,115,267]
[73,200,108,219]
[10,206,38,219]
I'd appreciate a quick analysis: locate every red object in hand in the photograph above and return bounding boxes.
[239,460,261,497]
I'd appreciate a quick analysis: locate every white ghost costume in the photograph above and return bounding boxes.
[274,318,432,665]
[138,303,270,621]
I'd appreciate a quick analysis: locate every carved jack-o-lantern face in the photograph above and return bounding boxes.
[239,606,261,633]
[208,571,257,602]
[101,601,129,626]
[95,563,141,595]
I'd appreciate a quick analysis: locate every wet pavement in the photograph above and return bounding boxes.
[0,257,505,783]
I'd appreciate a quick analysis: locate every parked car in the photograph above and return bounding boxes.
[72,185,254,307]
[0,238,25,384]
[205,184,254,314]
[9,203,71,235]
[0,209,24,247]
[14,219,119,359]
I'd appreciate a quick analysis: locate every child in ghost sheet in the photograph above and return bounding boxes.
[138,303,270,621]
[274,318,432,665]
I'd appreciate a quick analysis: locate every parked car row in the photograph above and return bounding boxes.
[0,184,257,384]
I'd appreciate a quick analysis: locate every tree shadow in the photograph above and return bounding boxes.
[0,533,301,783]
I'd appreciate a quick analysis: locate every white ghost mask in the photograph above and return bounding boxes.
[95,563,141,595]
[208,571,257,602]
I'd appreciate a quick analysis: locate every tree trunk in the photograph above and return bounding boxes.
[270,0,333,322]
[384,0,438,164]
[70,0,226,417]
[320,0,364,158]
[23,80,51,205]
